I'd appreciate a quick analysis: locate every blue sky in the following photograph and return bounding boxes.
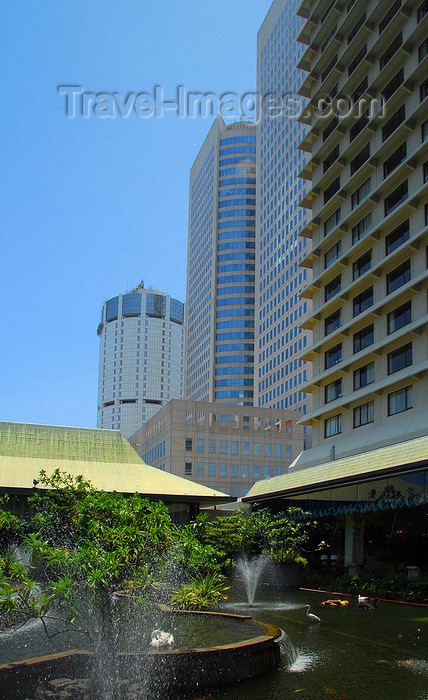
[1,0,272,429]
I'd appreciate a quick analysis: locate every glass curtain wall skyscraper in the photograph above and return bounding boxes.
[185,117,257,405]
[97,283,184,437]
[255,0,312,430]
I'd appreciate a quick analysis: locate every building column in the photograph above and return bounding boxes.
[344,515,364,570]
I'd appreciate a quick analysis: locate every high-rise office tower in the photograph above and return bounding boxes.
[97,283,185,437]
[255,0,312,426]
[185,117,257,405]
[295,0,428,467]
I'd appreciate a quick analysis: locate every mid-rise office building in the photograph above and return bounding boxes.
[97,283,185,437]
[295,0,428,467]
[185,117,257,405]
[129,400,304,498]
[255,0,312,426]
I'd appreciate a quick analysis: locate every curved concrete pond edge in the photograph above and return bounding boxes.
[0,611,283,698]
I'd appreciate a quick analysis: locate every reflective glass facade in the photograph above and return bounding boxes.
[185,117,256,405]
[255,0,312,431]
[97,286,184,437]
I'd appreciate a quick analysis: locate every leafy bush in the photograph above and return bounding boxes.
[202,506,317,569]
[170,572,230,610]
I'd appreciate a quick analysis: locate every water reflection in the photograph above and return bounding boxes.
[211,588,428,700]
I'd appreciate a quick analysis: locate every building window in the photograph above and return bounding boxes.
[323,145,340,173]
[275,445,281,458]
[379,1,401,34]
[325,414,342,437]
[185,462,192,476]
[324,176,340,204]
[350,111,369,141]
[384,142,407,178]
[254,465,260,479]
[220,440,227,454]
[383,69,404,102]
[242,442,249,455]
[424,160,428,183]
[388,343,412,374]
[419,37,428,62]
[323,116,339,142]
[353,324,374,353]
[325,343,342,369]
[354,401,374,428]
[380,32,402,70]
[196,462,204,476]
[209,439,216,453]
[422,120,428,142]
[351,178,371,209]
[384,182,408,216]
[418,0,428,21]
[325,378,342,403]
[354,361,374,389]
[322,54,338,82]
[242,464,249,479]
[348,45,367,76]
[264,443,271,457]
[185,438,192,452]
[264,466,271,479]
[387,260,410,294]
[325,274,342,301]
[388,385,413,415]
[253,442,260,456]
[348,11,366,42]
[285,445,292,459]
[231,464,238,478]
[353,287,373,316]
[324,208,341,236]
[350,144,370,175]
[385,220,410,255]
[208,463,216,476]
[353,250,372,280]
[352,213,372,244]
[325,241,341,268]
[197,439,204,453]
[382,106,405,142]
[388,301,411,334]
[231,440,239,455]
[325,308,342,335]
[220,463,227,477]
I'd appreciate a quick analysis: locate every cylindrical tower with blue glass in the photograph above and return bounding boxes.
[97,282,184,437]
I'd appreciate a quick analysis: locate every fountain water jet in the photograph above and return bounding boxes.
[236,554,271,606]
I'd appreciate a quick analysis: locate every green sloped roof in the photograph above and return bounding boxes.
[0,422,142,464]
[243,434,428,502]
[0,421,233,504]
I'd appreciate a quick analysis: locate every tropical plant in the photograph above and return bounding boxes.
[170,572,230,610]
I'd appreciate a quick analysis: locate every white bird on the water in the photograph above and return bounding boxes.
[304,605,321,623]
[150,629,174,647]
[358,595,370,604]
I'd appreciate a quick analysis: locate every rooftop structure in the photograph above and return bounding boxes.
[0,421,232,520]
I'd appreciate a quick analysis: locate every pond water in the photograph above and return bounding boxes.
[201,587,428,700]
[0,606,260,663]
[1,586,427,699]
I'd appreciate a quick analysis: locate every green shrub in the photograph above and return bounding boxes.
[170,572,230,610]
